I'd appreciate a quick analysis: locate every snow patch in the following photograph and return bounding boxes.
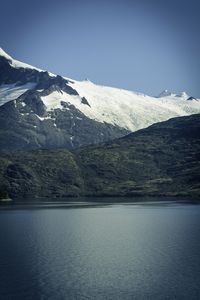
[0,83,36,106]
[41,91,80,111]
[36,115,52,121]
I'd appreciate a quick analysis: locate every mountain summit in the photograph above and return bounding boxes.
[0,48,199,152]
[0,47,43,71]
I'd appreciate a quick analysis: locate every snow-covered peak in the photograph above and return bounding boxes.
[0,47,57,77]
[0,47,42,71]
[178,91,189,99]
[0,47,13,60]
[157,90,191,100]
[157,89,175,98]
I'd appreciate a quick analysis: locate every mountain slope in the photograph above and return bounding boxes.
[64,80,200,131]
[0,48,200,151]
[0,48,128,151]
[0,114,199,199]
[76,114,200,197]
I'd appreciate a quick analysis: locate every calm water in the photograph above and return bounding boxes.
[0,200,200,300]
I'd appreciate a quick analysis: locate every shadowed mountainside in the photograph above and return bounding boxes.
[0,114,199,199]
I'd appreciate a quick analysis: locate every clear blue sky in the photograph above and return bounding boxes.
[0,0,200,97]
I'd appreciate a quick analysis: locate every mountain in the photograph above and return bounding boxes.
[157,89,175,98]
[0,48,200,151]
[0,114,199,199]
[157,90,190,99]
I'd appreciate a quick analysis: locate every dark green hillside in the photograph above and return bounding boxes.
[76,114,200,197]
[0,150,83,198]
[0,114,199,199]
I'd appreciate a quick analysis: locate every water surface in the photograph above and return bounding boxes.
[0,199,199,299]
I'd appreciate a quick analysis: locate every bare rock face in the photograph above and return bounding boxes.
[187,96,198,101]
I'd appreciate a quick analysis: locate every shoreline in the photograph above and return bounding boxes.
[0,197,199,210]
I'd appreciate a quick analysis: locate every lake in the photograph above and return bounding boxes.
[0,199,200,299]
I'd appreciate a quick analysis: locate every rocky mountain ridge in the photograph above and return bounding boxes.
[0,48,200,151]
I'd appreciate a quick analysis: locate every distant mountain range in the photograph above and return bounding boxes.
[0,114,199,199]
[0,47,200,152]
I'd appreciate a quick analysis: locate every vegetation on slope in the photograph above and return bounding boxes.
[0,114,199,199]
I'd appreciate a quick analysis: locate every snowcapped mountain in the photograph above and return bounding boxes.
[157,89,190,100]
[0,48,199,151]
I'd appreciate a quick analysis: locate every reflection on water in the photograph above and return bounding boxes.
[0,199,199,299]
